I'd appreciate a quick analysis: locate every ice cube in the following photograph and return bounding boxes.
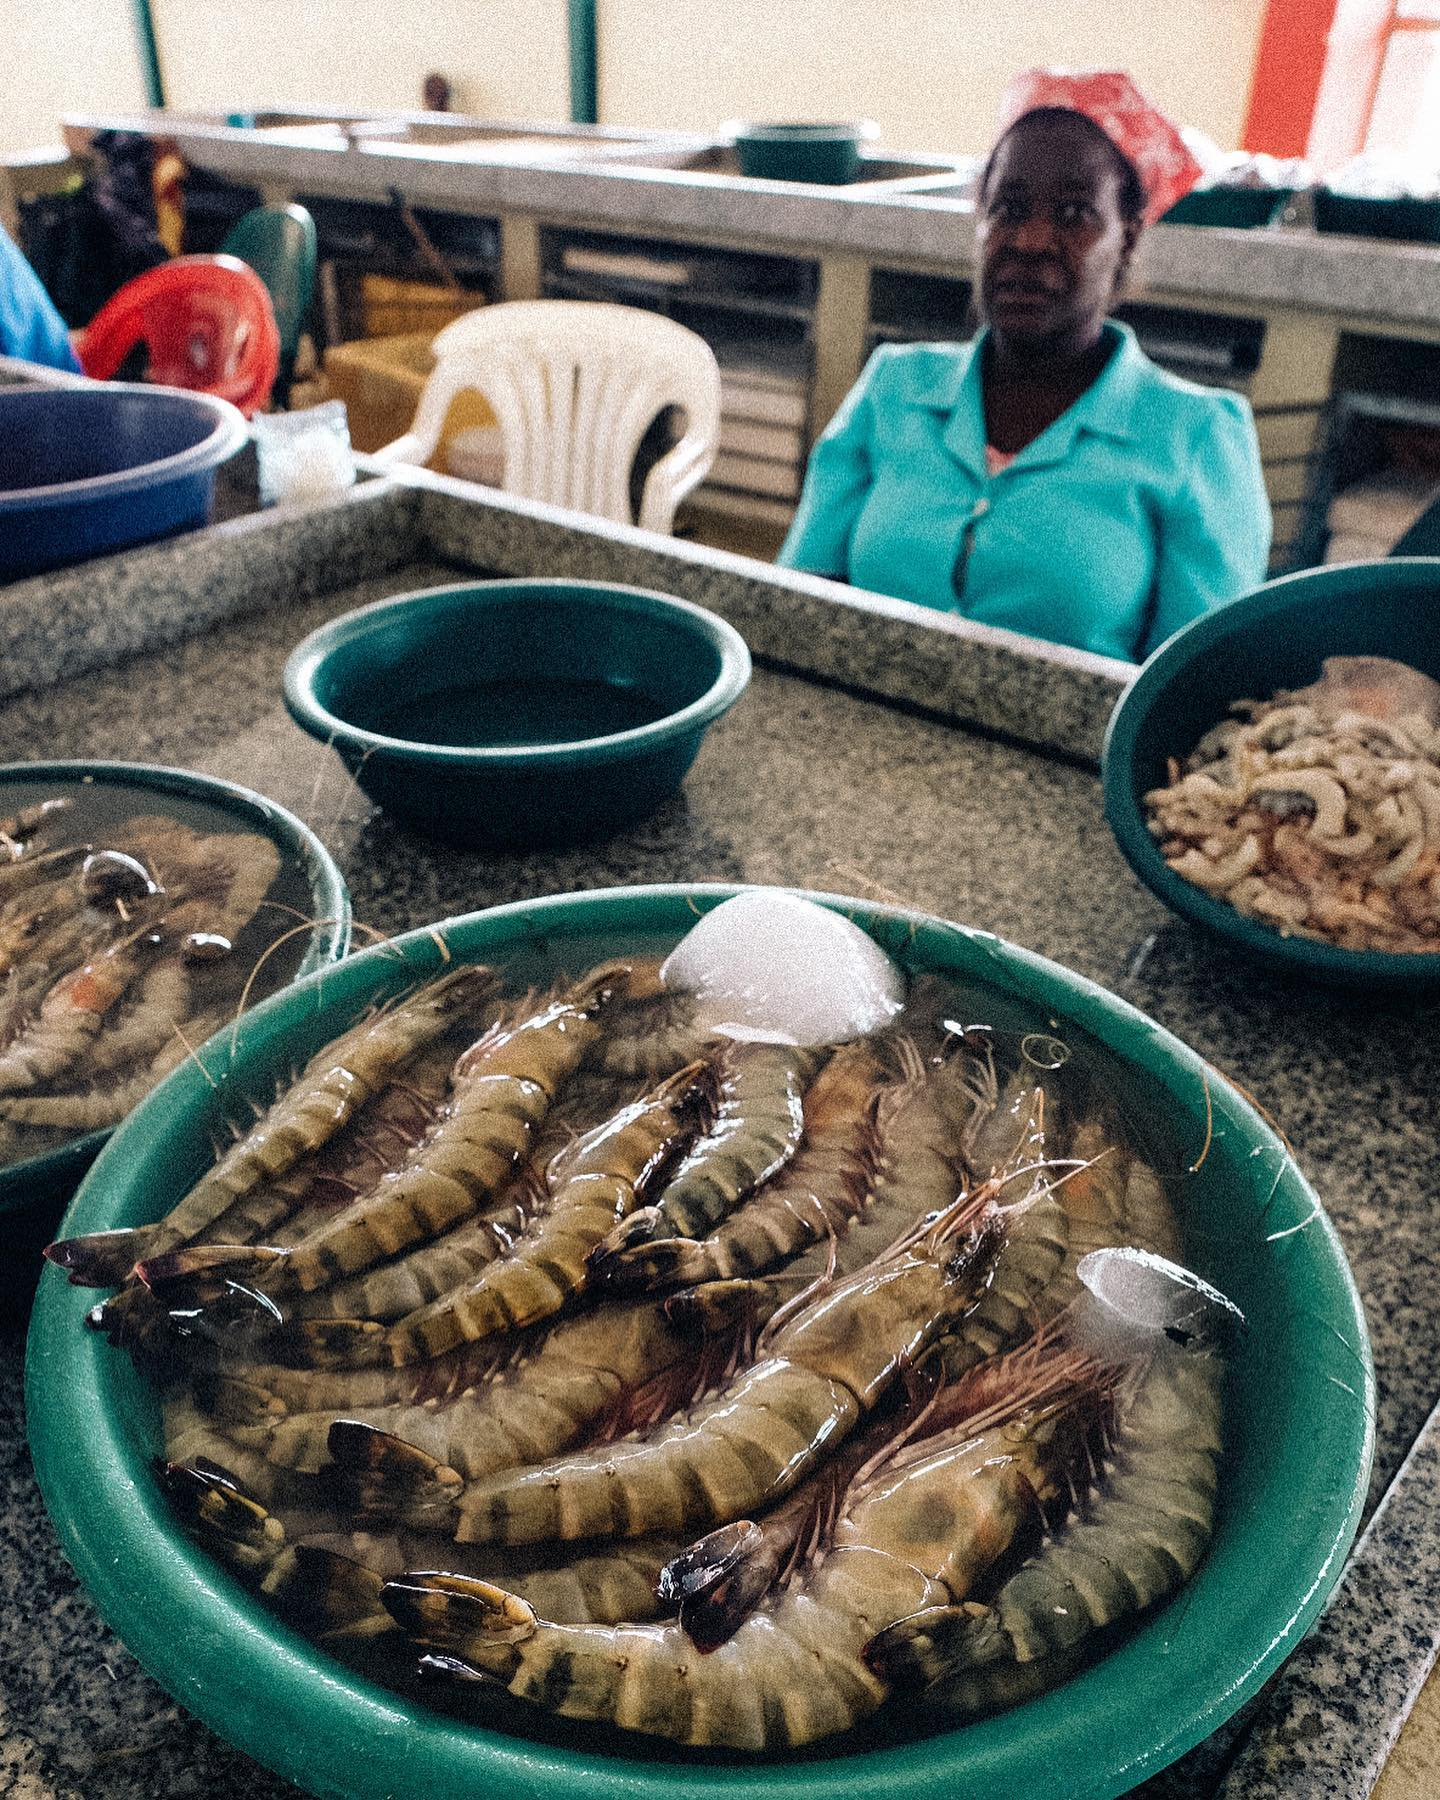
[660,890,906,1047]
[1074,1247,1244,1357]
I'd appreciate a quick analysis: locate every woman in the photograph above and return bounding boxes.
[778,71,1271,663]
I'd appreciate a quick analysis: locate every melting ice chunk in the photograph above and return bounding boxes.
[660,890,906,1047]
[1074,1247,1245,1356]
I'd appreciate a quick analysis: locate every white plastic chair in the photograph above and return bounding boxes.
[371,300,722,534]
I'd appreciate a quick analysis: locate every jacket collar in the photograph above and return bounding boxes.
[932,320,1147,480]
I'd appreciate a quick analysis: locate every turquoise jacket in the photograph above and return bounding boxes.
[777,322,1271,663]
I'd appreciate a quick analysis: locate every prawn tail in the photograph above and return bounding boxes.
[382,1572,536,1675]
[662,1276,773,1339]
[657,1520,776,1653]
[159,1458,285,1572]
[192,1369,288,1428]
[325,1421,463,1527]
[43,1225,159,1287]
[270,1546,394,1641]
[656,1519,761,1606]
[135,1242,286,1294]
[864,1603,983,1687]
[586,1230,694,1294]
[584,1205,667,1288]
[417,1652,496,1686]
[267,1317,390,1369]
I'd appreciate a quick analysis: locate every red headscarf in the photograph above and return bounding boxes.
[993,69,1203,224]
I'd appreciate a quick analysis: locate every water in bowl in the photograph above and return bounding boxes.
[0,771,325,1181]
[370,677,671,749]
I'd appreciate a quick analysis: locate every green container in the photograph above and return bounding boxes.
[0,760,350,1321]
[1103,558,1440,985]
[730,120,878,184]
[1161,187,1291,228]
[1313,189,1440,243]
[27,884,1373,1800]
[283,579,752,849]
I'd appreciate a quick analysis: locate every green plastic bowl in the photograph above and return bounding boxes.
[1161,187,1291,228]
[1102,559,1440,985]
[728,120,879,184]
[27,884,1372,1800]
[0,760,350,1322]
[283,580,751,848]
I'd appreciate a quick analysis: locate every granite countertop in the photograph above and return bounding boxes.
[1,471,1438,1799]
[55,109,1440,333]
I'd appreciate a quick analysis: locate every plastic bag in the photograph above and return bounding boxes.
[252,401,355,505]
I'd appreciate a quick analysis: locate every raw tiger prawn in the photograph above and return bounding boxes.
[160,1458,682,1638]
[864,1341,1225,1715]
[48,964,499,1287]
[372,1056,715,1364]
[441,1185,1004,1548]
[382,1348,1104,1749]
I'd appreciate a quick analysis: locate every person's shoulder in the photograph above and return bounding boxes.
[860,337,977,400]
[1125,339,1253,430]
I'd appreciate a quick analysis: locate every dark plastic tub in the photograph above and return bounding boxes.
[0,383,248,580]
[729,121,879,184]
[1313,190,1440,243]
[1161,187,1291,228]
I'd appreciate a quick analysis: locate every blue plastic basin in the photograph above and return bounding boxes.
[0,383,248,579]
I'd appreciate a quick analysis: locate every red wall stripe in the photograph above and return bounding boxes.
[1241,0,1339,155]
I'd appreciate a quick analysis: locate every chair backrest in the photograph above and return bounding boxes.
[220,203,318,362]
[72,254,281,416]
[373,300,722,534]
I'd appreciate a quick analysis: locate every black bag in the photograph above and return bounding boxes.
[17,130,167,327]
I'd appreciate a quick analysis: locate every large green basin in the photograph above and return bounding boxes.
[26,885,1372,1800]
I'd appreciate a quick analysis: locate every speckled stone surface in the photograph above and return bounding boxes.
[58,113,1440,332]
[1214,1398,1440,1800]
[0,541,1437,1798]
[414,476,1132,760]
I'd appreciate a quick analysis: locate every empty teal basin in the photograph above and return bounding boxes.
[283,579,752,848]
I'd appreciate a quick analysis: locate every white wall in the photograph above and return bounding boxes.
[0,0,148,152]
[2,1,1270,162]
[152,0,571,120]
[597,0,1270,154]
